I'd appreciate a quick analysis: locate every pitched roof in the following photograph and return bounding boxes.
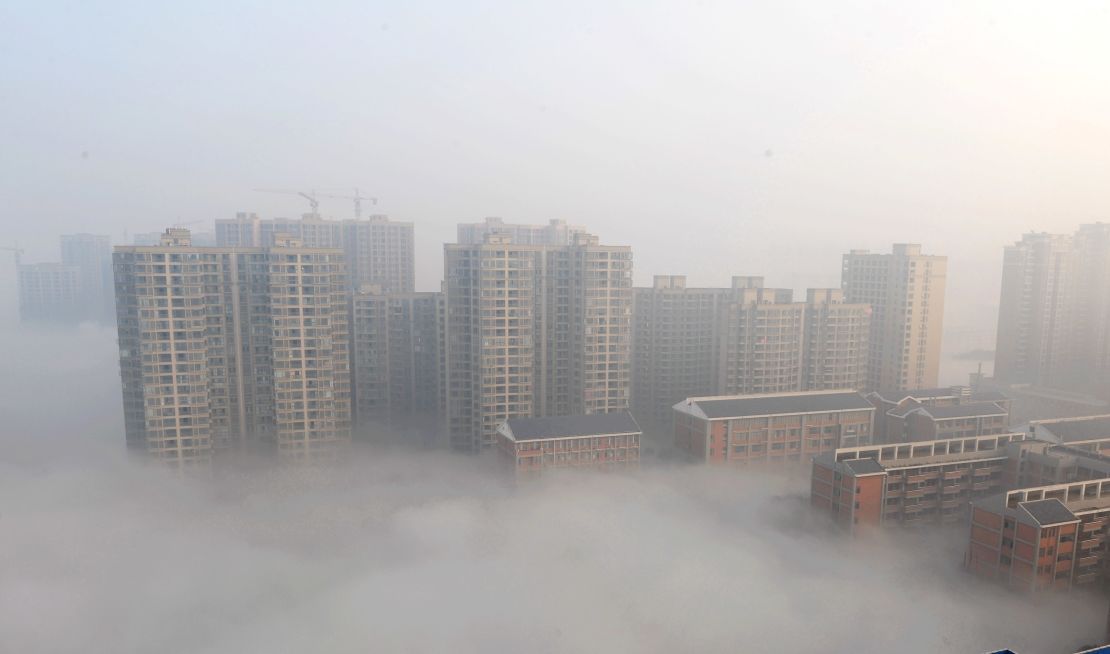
[1038,416,1110,443]
[677,391,873,420]
[502,411,641,441]
[1019,498,1077,526]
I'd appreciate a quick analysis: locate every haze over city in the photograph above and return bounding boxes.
[4,1,1110,653]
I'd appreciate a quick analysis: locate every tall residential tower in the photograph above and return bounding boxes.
[842,244,947,391]
[113,229,352,467]
[444,228,632,452]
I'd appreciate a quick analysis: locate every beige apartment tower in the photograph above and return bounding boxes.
[113,229,352,467]
[842,244,947,391]
[445,229,632,453]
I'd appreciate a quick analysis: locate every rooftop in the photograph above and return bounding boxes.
[675,391,873,420]
[1035,415,1110,443]
[842,458,885,476]
[916,403,1007,420]
[1019,499,1077,526]
[501,411,641,441]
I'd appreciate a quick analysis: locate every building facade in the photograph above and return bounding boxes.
[216,212,414,292]
[995,225,1110,399]
[631,276,726,429]
[457,217,587,246]
[350,286,444,444]
[17,263,82,323]
[444,229,632,452]
[867,386,1012,443]
[842,244,947,391]
[630,278,870,432]
[967,472,1110,594]
[496,411,641,477]
[811,432,1029,533]
[113,229,352,467]
[673,390,876,466]
[60,233,114,321]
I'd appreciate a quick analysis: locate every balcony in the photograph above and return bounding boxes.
[1080,536,1104,549]
[1079,555,1099,568]
[1076,572,1100,584]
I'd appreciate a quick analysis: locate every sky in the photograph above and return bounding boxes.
[0,322,1106,654]
[3,0,1110,338]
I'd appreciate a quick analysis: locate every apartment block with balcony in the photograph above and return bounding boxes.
[717,277,805,395]
[113,228,351,467]
[802,288,871,392]
[631,278,870,434]
[673,390,875,466]
[350,285,444,444]
[967,459,1110,594]
[812,432,1032,532]
[631,275,725,430]
[843,244,947,392]
[496,411,641,477]
[444,228,632,453]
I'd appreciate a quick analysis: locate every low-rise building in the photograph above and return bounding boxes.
[967,462,1110,593]
[1032,415,1110,457]
[811,432,1031,533]
[497,412,641,477]
[867,386,1011,442]
[673,390,875,466]
[886,402,1010,442]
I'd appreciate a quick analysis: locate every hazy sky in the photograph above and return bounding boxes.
[3,1,1110,339]
[1,323,1105,654]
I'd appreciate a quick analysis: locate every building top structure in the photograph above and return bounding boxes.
[499,412,641,442]
[673,390,872,421]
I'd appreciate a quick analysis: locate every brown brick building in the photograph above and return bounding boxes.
[497,411,641,477]
[673,390,875,466]
[866,386,1012,443]
[811,432,1030,532]
[886,402,1010,442]
[967,457,1110,593]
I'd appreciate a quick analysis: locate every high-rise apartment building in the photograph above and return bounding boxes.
[717,277,805,395]
[995,232,1076,389]
[631,276,726,428]
[842,244,947,391]
[350,285,444,443]
[18,263,82,322]
[802,288,871,392]
[456,217,587,246]
[996,225,1110,399]
[60,233,114,321]
[630,278,870,430]
[113,229,351,467]
[444,229,632,452]
[216,212,414,292]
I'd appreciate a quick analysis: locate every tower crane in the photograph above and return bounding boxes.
[0,245,23,266]
[253,188,320,215]
[314,188,378,219]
